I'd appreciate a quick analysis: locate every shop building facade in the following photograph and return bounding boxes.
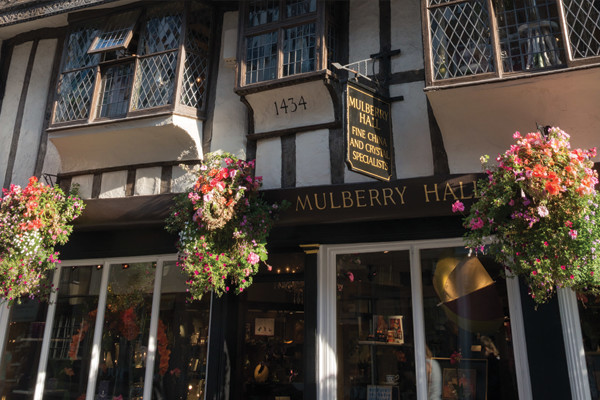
[0,0,599,399]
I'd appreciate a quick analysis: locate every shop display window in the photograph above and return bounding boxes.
[420,247,519,400]
[0,299,49,399]
[577,293,600,398]
[336,251,416,400]
[239,252,306,400]
[152,261,210,400]
[43,266,102,400]
[94,263,155,400]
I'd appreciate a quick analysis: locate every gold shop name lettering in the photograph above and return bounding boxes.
[294,181,477,212]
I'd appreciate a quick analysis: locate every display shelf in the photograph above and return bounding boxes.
[358,340,405,347]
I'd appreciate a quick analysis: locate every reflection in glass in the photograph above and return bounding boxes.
[43,266,102,400]
[336,251,415,400]
[95,263,155,400]
[578,293,600,399]
[421,248,519,400]
[0,299,48,399]
[152,262,210,400]
[240,253,306,400]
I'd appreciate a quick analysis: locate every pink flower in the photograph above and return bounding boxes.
[247,252,260,265]
[569,229,578,239]
[469,217,485,230]
[452,200,465,213]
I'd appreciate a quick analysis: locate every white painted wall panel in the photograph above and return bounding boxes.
[13,39,58,187]
[71,174,94,199]
[256,137,281,190]
[390,0,424,73]
[0,42,32,185]
[99,171,127,198]
[135,167,162,196]
[296,129,331,187]
[210,11,248,159]
[172,165,197,193]
[391,81,433,178]
[349,0,379,65]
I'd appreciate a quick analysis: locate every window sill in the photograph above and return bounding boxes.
[235,69,334,96]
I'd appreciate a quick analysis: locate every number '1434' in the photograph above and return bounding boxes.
[274,97,307,115]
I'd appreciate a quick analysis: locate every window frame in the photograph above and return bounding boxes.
[317,238,533,400]
[49,2,213,129]
[236,0,336,91]
[422,0,600,88]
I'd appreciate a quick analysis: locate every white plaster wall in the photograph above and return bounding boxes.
[390,0,424,73]
[99,171,127,198]
[134,167,162,196]
[256,137,281,190]
[71,174,94,200]
[391,82,433,178]
[12,39,58,187]
[296,129,331,187]
[210,11,247,159]
[41,141,61,179]
[0,42,32,185]
[349,0,379,64]
[172,165,198,193]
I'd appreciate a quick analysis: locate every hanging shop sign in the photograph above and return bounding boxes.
[345,81,393,181]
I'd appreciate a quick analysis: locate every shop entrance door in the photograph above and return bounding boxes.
[232,252,307,400]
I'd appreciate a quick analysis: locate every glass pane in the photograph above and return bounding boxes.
[88,10,139,53]
[286,0,316,18]
[562,0,600,59]
[96,63,134,118]
[0,299,48,399]
[138,5,183,55]
[64,26,100,71]
[131,52,178,110]
[53,68,96,123]
[180,52,209,109]
[43,266,102,400]
[94,263,155,400]
[336,251,415,400]
[577,293,600,399]
[494,0,564,72]
[283,23,316,76]
[248,0,280,27]
[245,32,278,84]
[152,261,210,400]
[429,0,494,79]
[420,248,519,400]
[239,253,305,399]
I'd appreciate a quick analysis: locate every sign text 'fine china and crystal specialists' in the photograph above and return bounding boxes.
[346,82,393,181]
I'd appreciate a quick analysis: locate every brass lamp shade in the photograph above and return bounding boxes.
[433,257,504,334]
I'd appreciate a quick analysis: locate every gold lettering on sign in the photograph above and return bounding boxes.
[443,183,458,202]
[342,191,353,208]
[297,195,313,211]
[355,190,367,207]
[369,189,382,206]
[424,184,439,203]
[394,186,407,205]
[329,192,341,209]
[382,188,395,206]
[314,193,327,210]
[459,181,472,199]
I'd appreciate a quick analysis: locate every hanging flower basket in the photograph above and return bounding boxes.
[166,152,285,300]
[453,127,600,304]
[0,177,84,304]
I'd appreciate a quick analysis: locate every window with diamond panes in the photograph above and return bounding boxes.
[561,0,600,59]
[241,0,336,86]
[52,2,212,125]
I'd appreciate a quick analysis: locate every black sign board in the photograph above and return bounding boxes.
[345,81,393,181]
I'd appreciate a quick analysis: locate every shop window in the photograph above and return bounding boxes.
[336,251,416,400]
[52,2,212,125]
[43,265,102,400]
[0,299,49,398]
[94,263,155,400]
[237,253,306,399]
[576,293,600,398]
[420,248,519,400]
[239,0,339,87]
[152,261,210,400]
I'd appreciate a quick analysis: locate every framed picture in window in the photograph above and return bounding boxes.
[433,358,487,400]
